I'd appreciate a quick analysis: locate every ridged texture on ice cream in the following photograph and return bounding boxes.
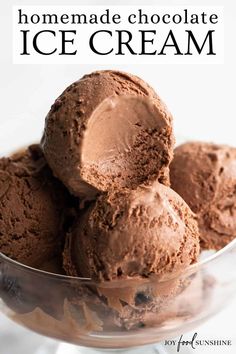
[0,145,73,268]
[41,70,174,200]
[170,142,236,250]
[63,181,199,281]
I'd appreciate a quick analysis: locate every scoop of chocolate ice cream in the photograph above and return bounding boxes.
[170,142,236,250]
[63,181,199,281]
[41,70,174,201]
[0,145,74,268]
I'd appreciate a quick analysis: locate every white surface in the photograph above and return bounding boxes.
[0,0,236,353]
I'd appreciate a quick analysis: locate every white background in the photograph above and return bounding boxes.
[0,0,236,353]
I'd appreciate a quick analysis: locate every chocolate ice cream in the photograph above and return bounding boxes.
[11,272,211,339]
[110,272,207,330]
[63,181,200,281]
[0,145,74,268]
[170,142,236,250]
[41,70,174,201]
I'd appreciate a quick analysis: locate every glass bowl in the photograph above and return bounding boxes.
[0,117,236,354]
[1,239,236,354]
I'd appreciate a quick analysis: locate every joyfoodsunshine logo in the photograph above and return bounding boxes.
[165,332,232,352]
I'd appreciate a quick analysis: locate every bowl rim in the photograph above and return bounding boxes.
[1,237,236,284]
